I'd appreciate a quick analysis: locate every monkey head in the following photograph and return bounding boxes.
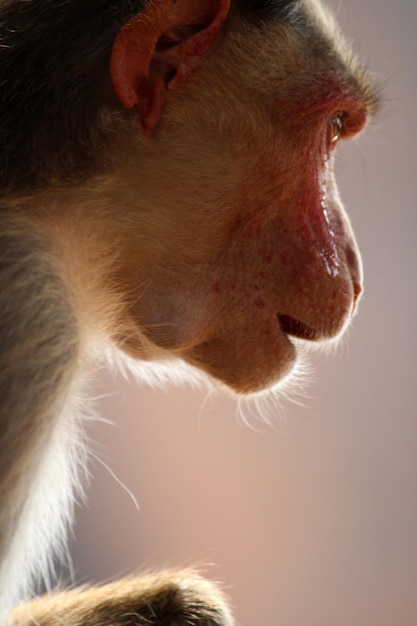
[105,0,378,393]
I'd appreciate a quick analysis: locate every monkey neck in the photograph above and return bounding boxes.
[4,190,116,356]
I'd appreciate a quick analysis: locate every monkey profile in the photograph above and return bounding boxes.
[0,0,379,624]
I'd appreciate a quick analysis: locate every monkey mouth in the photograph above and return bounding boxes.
[278,314,318,341]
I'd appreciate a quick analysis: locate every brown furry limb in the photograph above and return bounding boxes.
[12,571,234,626]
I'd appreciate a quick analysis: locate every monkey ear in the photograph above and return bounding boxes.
[110,0,230,135]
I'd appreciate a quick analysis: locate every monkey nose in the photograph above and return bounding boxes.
[344,242,363,314]
[353,279,362,301]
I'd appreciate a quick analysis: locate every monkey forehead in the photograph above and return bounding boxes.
[225,2,380,123]
[266,3,381,122]
[297,0,381,118]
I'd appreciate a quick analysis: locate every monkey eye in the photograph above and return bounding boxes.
[329,114,343,144]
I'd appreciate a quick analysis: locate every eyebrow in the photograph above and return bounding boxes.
[291,63,382,127]
[350,65,382,118]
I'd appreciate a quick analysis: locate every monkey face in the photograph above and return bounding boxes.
[120,154,362,394]
[109,2,378,394]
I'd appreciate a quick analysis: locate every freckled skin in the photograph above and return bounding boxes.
[123,141,361,392]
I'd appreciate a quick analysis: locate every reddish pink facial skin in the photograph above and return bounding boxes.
[184,123,362,392]
[130,111,363,392]
[135,146,362,393]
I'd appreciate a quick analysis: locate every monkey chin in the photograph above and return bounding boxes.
[181,306,356,397]
[182,329,298,396]
[114,303,355,397]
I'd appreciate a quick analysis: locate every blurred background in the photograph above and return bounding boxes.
[67,2,417,625]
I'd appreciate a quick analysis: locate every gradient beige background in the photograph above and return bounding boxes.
[67,2,417,625]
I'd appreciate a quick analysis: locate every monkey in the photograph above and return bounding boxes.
[0,0,379,624]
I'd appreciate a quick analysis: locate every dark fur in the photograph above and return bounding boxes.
[0,0,148,190]
[0,0,303,191]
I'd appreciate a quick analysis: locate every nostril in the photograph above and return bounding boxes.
[344,243,363,309]
[351,279,363,315]
[353,279,362,301]
[345,245,363,285]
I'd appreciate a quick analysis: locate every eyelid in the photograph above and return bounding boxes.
[339,107,368,138]
[330,113,343,143]
[296,94,369,139]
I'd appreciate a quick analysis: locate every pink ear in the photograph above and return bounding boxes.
[110,0,230,135]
